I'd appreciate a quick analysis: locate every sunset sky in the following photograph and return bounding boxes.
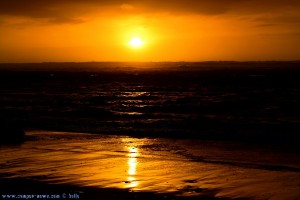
[1,0,300,62]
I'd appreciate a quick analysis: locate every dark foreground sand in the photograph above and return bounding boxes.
[0,176,235,200]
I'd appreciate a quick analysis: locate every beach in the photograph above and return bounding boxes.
[1,130,300,200]
[0,62,300,199]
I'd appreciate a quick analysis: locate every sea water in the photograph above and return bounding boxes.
[0,62,299,143]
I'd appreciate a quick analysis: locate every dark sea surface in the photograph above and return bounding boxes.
[1,62,300,145]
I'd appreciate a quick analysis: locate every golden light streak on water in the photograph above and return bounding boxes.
[126,146,139,188]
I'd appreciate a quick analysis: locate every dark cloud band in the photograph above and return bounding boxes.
[0,0,300,22]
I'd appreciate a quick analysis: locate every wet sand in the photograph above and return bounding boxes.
[1,131,300,200]
[0,176,230,200]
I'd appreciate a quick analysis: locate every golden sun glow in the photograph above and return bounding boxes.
[129,37,143,48]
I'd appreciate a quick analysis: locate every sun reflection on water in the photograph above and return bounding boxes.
[126,146,139,188]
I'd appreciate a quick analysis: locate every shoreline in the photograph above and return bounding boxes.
[23,129,300,153]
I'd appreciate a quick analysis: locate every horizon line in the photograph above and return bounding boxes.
[1,60,300,64]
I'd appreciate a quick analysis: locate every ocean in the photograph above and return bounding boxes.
[0,61,299,144]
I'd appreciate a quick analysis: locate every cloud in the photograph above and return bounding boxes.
[0,0,300,23]
[0,1,91,23]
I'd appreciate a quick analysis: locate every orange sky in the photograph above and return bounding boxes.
[0,0,300,62]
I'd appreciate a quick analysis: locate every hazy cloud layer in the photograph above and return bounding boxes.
[1,0,300,22]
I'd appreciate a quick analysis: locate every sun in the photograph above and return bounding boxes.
[129,37,143,48]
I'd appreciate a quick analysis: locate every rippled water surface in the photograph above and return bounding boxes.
[1,62,300,142]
